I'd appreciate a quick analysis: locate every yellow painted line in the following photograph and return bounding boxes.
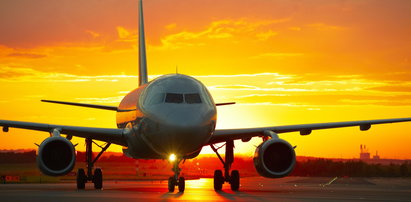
[321,177,338,187]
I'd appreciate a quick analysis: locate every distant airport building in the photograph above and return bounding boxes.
[372,151,380,160]
[360,144,370,160]
[356,145,405,165]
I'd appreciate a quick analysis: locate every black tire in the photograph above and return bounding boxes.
[178,177,185,192]
[168,177,175,192]
[230,170,240,191]
[76,168,86,190]
[93,168,103,190]
[213,170,223,191]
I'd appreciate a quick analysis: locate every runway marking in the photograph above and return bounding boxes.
[1,177,411,201]
[322,177,338,187]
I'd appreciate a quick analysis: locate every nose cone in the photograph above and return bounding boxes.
[143,105,216,157]
[164,107,205,127]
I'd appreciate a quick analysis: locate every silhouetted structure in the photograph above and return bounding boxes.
[360,144,370,160]
[373,151,380,160]
[1,151,410,178]
[291,159,411,177]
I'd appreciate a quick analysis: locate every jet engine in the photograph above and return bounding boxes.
[37,136,76,176]
[253,138,296,178]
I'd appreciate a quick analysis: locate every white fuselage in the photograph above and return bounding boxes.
[116,74,217,159]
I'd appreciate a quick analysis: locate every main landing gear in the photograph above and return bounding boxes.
[77,138,111,190]
[168,158,185,192]
[210,140,240,191]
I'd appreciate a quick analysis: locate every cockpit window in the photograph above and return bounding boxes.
[184,93,202,104]
[163,93,202,104]
[165,93,184,103]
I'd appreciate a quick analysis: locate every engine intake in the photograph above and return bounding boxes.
[37,136,76,176]
[253,138,296,178]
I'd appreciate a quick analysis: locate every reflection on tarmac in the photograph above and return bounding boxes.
[1,177,411,201]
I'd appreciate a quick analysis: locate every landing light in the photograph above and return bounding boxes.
[169,154,176,162]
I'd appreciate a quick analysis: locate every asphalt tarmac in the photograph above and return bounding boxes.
[0,177,410,201]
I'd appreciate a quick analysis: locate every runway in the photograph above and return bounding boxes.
[1,177,410,201]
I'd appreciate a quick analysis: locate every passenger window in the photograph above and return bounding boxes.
[185,93,202,104]
[165,93,183,103]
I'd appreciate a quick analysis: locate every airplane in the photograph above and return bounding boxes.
[1,0,411,193]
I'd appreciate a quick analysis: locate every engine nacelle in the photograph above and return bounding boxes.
[37,136,76,176]
[253,138,296,178]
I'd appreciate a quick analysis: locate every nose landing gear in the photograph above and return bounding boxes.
[168,158,185,192]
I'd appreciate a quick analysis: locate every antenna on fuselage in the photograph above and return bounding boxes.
[138,0,148,86]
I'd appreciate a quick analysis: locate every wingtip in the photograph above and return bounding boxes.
[216,102,236,106]
[41,99,53,103]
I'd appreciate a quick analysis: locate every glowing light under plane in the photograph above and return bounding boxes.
[1,0,411,192]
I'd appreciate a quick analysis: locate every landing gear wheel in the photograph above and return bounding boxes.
[76,168,86,190]
[168,177,176,192]
[230,170,240,191]
[214,170,224,191]
[93,168,103,189]
[178,177,185,192]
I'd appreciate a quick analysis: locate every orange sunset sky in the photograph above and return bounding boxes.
[0,0,411,159]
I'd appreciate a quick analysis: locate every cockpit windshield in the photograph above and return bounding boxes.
[165,93,184,103]
[184,93,202,104]
[142,75,213,107]
[163,93,202,104]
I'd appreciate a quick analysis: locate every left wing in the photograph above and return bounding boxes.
[208,117,411,144]
[41,100,135,112]
[0,120,127,146]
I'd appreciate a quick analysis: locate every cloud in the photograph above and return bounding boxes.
[165,23,177,30]
[0,66,42,78]
[209,84,259,90]
[99,26,137,52]
[236,102,309,107]
[157,31,206,50]
[288,27,302,31]
[256,30,278,41]
[249,52,304,59]
[235,94,289,98]
[306,23,345,31]
[194,72,411,107]
[340,99,411,106]
[75,96,124,104]
[156,18,290,50]
[0,0,140,48]
[209,85,313,92]
[85,30,101,38]
[0,66,136,82]
[360,72,411,82]
[235,93,411,107]
[194,72,294,79]
[368,85,411,92]
[117,26,131,39]
[1,68,410,107]
[7,52,46,59]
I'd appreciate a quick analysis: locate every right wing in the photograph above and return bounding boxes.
[209,117,411,144]
[0,120,128,146]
